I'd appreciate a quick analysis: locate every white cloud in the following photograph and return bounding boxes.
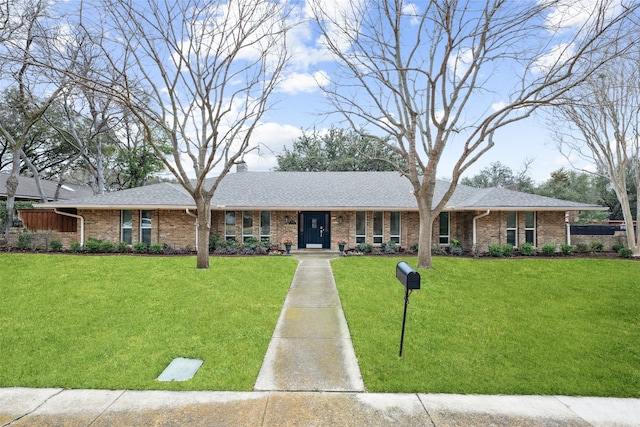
[447,48,474,80]
[532,42,575,74]
[541,0,624,32]
[402,3,421,26]
[241,122,303,171]
[278,71,330,94]
[491,101,507,112]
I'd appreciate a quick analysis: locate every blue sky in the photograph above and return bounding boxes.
[48,0,614,184]
[234,0,608,184]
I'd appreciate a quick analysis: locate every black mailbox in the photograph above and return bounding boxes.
[396,261,420,290]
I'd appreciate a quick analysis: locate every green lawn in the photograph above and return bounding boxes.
[331,256,640,397]
[0,254,297,391]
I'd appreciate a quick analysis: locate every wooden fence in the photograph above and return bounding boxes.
[17,209,76,232]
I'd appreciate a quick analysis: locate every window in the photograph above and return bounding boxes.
[373,212,383,244]
[260,211,270,242]
[525,211,536,246]
[390,212,401,244]
[121,210,132,245]
[242,211,253,242]
[140,210,152,245]
[506,212,517,247]
[355,211,366,243]
[225,211,236,241]
[439,212,450,245]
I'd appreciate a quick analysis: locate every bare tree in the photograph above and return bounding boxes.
[68,0,290,268]
[550,43,640,256]
[0,0,68,243]
[310,0,637,268]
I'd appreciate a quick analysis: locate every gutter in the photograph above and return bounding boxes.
[54,209,84,248]
[473,210,491,251]
[186,209,198,247]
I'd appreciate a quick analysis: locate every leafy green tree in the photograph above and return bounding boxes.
[461,161,535,193]
[535,168,601,204]
[277,128,404,172]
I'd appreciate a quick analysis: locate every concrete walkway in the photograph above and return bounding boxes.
[1,252,639,426]
[254,252,364,392]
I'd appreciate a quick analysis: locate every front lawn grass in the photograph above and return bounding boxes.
[0,254,297,391]
[332,257,640,397]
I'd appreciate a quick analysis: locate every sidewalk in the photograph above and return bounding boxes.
[1,252,639,426]
[254,252,364,392]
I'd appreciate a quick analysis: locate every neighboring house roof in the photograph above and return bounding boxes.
[0,173,94,202]
[38,171,604,212]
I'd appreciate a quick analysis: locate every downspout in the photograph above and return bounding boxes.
[186,209,198,248]
[565,212,571,246]
[54,209,84,248]
[473,210,491,253]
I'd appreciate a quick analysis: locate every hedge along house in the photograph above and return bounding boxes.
[32,170,605,252]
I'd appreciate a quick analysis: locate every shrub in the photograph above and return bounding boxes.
[382,241,399,254]
[99,240,114,253]
[520,242,535,256]
[612,243,625,253]
[116,241,129,253]
[541,243,556,256]
[575,243,589,253]
[619,247,633,258]
[16,233,33,250]
[50,239,63,252]
[85,238,102,253]
[70,241,82,253]
[589,241,604,253]
[502,244,514,257]
[149,243,164,254]
[560,244,574,256]
[447,239,462,256]
[209,234,223,251]
[488,243,503,257]
[133,242,148,253]
[356,242,373,253]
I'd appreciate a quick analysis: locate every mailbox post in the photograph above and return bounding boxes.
[396,261,420,357]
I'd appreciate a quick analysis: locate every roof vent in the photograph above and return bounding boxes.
[236,160,248,173]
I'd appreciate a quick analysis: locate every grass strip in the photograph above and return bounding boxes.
[332,256,640,397]
[0,254,297,391]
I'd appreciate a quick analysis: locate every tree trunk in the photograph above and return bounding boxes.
[636,185,640,257]
[4,150,21,244]
[20,150,46,202]
[195,195,212,269]
[613,185,639,256]
[416,199,434,269]
[4,173,18,244]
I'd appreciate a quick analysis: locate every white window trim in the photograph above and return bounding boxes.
[121,210,132,244]
[260,211,271,242]
[390,211,401,244]
[525,211,536,246]
[439,212,450,245]
[242,211,253,242]
[140,210,152,245]
[355,211,366,243]
[373,211,383,244]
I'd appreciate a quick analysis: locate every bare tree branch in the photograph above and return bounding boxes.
[311,0,639,267]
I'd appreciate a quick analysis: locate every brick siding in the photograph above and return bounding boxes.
[25,208,604,253]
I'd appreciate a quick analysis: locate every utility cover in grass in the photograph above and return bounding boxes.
[157,358,203,382]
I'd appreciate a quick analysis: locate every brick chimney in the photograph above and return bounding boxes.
[236,160,248,173]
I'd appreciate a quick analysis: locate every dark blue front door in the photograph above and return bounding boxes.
[300,211,330,249]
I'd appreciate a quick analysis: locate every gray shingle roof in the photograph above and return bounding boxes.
[0,173,93,201]
[39,171,604,211]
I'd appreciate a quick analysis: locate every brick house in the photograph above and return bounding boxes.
[33,170,604,252]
